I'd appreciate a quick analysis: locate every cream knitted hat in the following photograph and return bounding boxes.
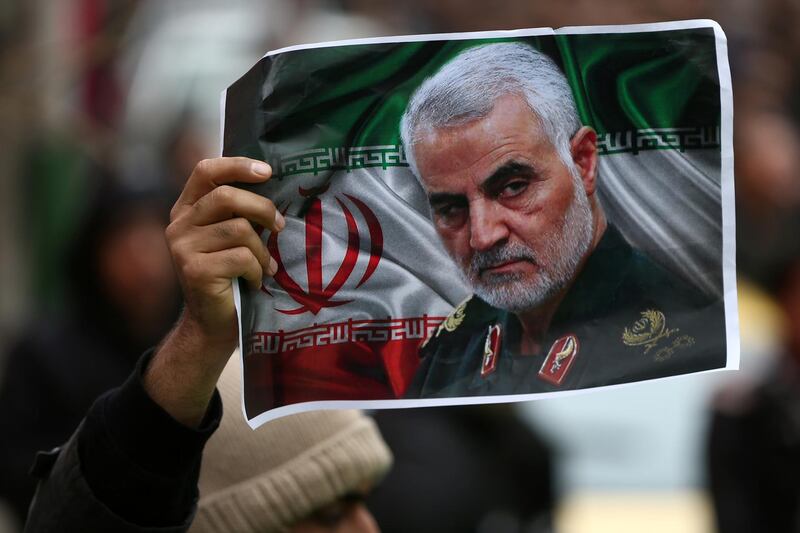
[189,355,393,532]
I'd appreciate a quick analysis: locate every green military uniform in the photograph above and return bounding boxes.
[406,225,727,399]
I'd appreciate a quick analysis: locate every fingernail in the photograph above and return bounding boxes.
[274,211,285,231]
[268,257,278,276]
[251,161,272,177]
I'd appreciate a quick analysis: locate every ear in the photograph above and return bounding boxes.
[570,126,598,196]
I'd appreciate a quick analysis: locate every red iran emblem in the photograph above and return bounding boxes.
[538,334,579,386]
[262,185,383,315]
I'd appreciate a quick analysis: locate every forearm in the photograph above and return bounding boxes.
[144,312,235,428]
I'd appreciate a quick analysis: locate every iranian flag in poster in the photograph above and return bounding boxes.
[222,20,735,426]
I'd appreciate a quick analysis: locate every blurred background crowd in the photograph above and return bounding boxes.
[1,0,800,531]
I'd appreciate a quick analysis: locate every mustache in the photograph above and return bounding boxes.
[466,243,538,277]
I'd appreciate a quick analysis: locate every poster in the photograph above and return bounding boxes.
[222,20,737,427]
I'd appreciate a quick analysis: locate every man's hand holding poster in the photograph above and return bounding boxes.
[222,20,737,427]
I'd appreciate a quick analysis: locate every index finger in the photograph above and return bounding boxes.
[173,157,273,220]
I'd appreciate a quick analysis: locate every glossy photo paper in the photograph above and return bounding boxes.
[221,20,737,427]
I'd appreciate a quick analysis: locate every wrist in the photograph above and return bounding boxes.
[143,314,236,428]
[172,310,238,362]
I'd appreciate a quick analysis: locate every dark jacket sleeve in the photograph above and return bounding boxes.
[24,351,222,533]
[0,338,65,524]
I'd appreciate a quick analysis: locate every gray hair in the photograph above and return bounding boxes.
[400,42,583,180]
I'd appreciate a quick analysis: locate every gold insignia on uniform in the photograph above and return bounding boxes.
[421,296,472,349]
[622,309,678,354]
[622,309,696,361]
[441,299,468,333]
[653,334,696,362]
[553,337,577,368]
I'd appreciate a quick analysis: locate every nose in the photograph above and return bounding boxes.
[468,199,509,252]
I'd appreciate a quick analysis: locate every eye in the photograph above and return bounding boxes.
[434,203,462,218]
[433,203,468,227]
[498,179,529,198]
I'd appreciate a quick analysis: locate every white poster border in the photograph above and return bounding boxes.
[223,19,738,428]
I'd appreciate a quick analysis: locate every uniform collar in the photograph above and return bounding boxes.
[551,224,634,325]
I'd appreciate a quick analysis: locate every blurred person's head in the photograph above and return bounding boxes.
[733,110,800,285]
[192,358,393,533]
[401,43,603,313]
[163,116,215,197]
[774,256,800,360]
[66,170,179,348]
[736,110,800,212]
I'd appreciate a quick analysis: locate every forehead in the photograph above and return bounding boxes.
[413,94,553,188]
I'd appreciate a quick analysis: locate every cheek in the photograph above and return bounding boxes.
[506,200,566,247]
[434,225,471,260]
[517,177,575,231]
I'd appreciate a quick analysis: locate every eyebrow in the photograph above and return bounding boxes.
[426,160,537,207]
[479,161,537,193]
[428,191,466,207]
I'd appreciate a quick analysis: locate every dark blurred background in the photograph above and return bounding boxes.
[2,1,800,532]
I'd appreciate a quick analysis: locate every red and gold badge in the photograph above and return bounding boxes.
[481,324,502,378]
[538,334,579,386]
